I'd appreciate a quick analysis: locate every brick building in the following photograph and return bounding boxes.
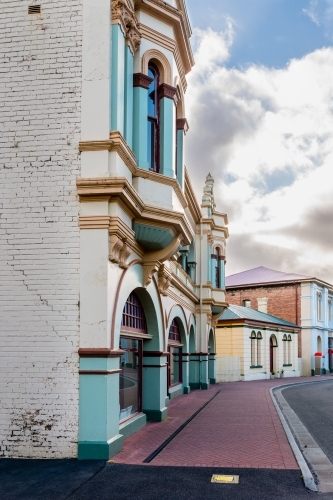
[225,267,333,376]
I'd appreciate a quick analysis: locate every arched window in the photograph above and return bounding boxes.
[121,292,147,333]
[147,63,160,172]
[328,298,332,323]
[214,247,221,289]
[317,291,323,321]
[257,332,262,366]
[287,335,292,365]
[282,334,287,365]
[119,291,147,422]
[250,331,256,366]
[168,319,182,387]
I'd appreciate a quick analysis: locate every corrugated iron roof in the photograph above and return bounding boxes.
[226,266,311,287]
[218,304,298,328]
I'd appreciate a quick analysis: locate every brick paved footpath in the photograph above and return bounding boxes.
[113,376,333,469]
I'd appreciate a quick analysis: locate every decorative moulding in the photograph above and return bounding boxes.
[133,72,153,89]
[112,0,141,54]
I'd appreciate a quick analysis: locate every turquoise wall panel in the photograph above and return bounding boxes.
[160,97,175,178]
[133,86,149,169]
[111,25,125,134]
[124,45,133,148]
[176,129,184,187]
[207,245,211,282]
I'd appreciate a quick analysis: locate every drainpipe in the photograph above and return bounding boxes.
[199,217,203,389]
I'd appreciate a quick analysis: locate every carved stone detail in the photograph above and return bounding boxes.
[109,235,123,263]
[111,0,141,54]
[158,265,172,296]
[207,234,214,246]
[119,238,131,269]
[143,262,161,288]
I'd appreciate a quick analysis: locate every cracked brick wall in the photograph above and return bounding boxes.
[0,0,82,457]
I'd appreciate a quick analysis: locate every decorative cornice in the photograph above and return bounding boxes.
[78,348,125,358]
[112,0,141,54]
[133,72,153,89]
[176,118,189,133]
[158,83,177,101]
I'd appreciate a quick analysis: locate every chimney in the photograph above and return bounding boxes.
[257,298,268,314]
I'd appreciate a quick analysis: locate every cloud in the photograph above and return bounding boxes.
[186,27,333,283]
[304,0,333,39]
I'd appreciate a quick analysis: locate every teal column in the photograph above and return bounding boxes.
[188,262,196,282]
[220,257,225,289]
[208,352,216,384]
[142,351,168,421]
[182,353,190,394]
[78,352,123,460]
[176,119,188,188]
[124,45,133,148]
[159,84,177,178]
[133,73,153,169]
[200,353,210,390]
[111,24,125,135]
[189,353,200,390]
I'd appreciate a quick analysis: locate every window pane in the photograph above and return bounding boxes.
[170,346,180,384]
[147,119,155,171]
[119,338,140,421]
[148,68,155,117]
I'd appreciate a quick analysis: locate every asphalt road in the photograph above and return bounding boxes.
[2,460,333,500]
[282,379,333,464]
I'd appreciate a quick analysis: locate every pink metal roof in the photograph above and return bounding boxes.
[226,266,311,287]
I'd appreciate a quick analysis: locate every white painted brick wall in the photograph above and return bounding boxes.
[0,0,82,457]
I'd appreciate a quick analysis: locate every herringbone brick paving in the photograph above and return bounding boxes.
[113,376,333,468]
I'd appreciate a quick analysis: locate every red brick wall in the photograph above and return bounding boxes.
[226,284,302,357]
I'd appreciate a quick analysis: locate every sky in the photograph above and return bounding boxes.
[184,0,333,283]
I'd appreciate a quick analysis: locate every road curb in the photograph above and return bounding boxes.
[270,384,318,491]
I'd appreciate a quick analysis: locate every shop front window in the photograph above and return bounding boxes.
[168,319,182,387]
[119,338,142,421]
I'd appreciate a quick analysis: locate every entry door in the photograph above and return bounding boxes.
[270,337,273,372]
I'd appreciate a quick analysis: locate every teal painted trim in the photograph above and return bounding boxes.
[220,260,225,289]
[143,407,168,422]
[160,97,175,178]
[283,364,292,367]
[176,129,184,187]
[78,435,123,460]
[133,86,149,169]
[209,378,216,384]
[124,45,133,148]
[200,383,209,390]
[111,25,125,134]
[119,413,146,439]
[321,368,327,375]
[250,365,263,369]
[168,384,183,400]
[183,386,190,394]
[79,366,120,443]
[311,369,315,376]
[330,369,333,373]
[189,382,200,390]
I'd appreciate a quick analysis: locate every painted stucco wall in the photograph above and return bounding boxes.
[0,0,82,457]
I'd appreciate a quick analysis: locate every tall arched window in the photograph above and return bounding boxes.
[250,331,257,366]
[287,335,292,365]
[214,247,221,289]
[119,292,147,422]
[257,332,262,366]
[317,291,323,321]
[147,63,160,172]
[168,319,182,387]
[283,334,287,365]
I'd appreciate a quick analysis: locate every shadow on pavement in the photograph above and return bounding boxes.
[68,464,333,500]
[0,458,105,500]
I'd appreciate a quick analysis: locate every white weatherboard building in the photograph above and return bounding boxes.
[0,1,228,459]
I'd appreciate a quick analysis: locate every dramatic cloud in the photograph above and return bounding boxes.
[304,0,333,39]
[186,26,333,282]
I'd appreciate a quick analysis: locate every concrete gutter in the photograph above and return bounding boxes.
[271,379,333,493]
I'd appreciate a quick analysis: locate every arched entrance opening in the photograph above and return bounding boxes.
[270,335,278,373]
[167,316,187,399]
[208,329,216,384]
[315,335,322,375]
